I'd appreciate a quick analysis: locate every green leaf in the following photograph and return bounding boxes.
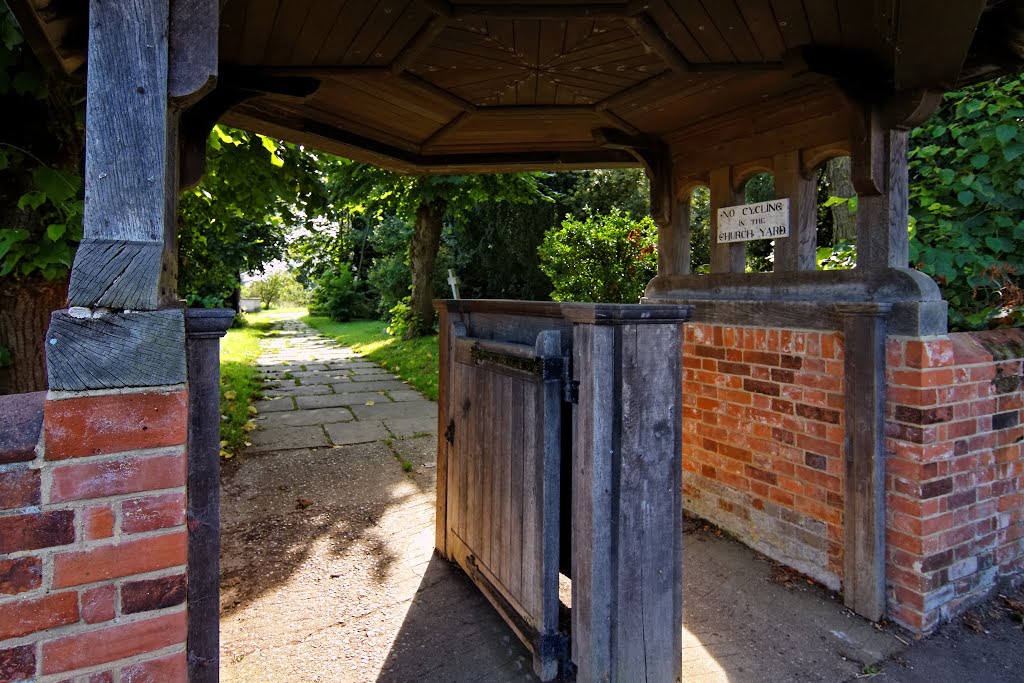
[1003,142,1024,162]
[46,223,66,241]
[0,228,29,260]
[32,166,80,203]
[937,168,956,184]
[995,124,1017,144]
[16,191,45,211]
[957,190,975,206]
[970,153,989,169]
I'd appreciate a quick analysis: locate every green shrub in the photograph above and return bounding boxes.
[385,297,416,337]
[308,267,372,321]
[538,209,658,303]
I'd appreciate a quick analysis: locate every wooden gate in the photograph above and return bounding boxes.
[442,325,567,681]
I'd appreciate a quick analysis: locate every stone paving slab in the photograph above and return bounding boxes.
[349,373,401,382]
[331,380,409,393]
[385,389,426,402]
[254,397,295,413]
[263,383,331,397]
[248,424,329,452]
[325,420,389,445]
[350,401,437,422]
[295,391,392,410]
[383,416,438,439]
[257,406,354,429]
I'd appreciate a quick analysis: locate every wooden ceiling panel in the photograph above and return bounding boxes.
[701,1,765,62]
[314,2,379,64]
[769,0,813,49]
[364,4,436,66]
[283,2,350,65]
[263,1,317,65]
[340,0,420,65]
[238,0,282,65]
[734,0,788,61]
[664,0,737,63]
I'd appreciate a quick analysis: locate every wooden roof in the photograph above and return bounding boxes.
[10,1,1024,174]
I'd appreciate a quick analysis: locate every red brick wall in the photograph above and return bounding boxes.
[0,388,189,682]
[682,324,846,589]
[885,330,1024,632]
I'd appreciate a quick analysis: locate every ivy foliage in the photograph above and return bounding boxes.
[909,74,1024,329]
[538,209,658,303]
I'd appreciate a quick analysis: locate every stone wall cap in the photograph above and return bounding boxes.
[560,302,694,324]
[184,308,236,337]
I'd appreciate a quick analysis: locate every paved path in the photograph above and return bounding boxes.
[219,314,538,682]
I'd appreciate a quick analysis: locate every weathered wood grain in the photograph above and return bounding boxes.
[570,306,688,682]
[169,0,218,101]
[183,307,234,683]
[857,128,911,270]
[571,323,616,681]
[839,303,892,622]
[434,307,453,555]
[45,310,186,391]
[709,166,746,273]
[773,149,818,272]
[72,0,172,310]
[440,314,566,681]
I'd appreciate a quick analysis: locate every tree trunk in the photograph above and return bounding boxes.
[0,276,69,394]
[408,198,447,338]
[827,156,857,244]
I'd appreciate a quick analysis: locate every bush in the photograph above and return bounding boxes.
[308,266,373,321]
[538,209,658,303]
[367,216,413,318]
[385,296,416,337]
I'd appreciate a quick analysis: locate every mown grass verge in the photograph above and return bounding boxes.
[302,316,440,401]
[219,311,275,458]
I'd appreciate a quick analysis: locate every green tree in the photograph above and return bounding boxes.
[178,126,332,307]
[538,210,658,303]
[244,270,309,308]
[326,162,548,336]
[909,72,1024,329]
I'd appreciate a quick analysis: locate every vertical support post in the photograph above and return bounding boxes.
[838,303,892,621]
[565,303,691,683]
[709,167,745,273]
[434,301,452,556]
[184,308,234,683]
[773,150,818,272]
[853,116,910,270]
[657,197,692,276]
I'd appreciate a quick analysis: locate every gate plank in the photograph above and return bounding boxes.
[509,379,525,598]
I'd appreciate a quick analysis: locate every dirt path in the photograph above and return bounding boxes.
[219,314,537,682]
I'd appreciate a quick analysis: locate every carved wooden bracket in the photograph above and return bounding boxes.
[592,128,673,227]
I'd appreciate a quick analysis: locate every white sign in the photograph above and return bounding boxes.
[716,198,790,243]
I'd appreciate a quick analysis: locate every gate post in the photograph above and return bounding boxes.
[564,303,692,683]
[184,309,235,681]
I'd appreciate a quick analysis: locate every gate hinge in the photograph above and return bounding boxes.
[564,379,579,405]
[444,419,455,445]
[561,356,578,404]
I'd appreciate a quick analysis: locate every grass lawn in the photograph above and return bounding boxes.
[303,315,440,401]
[218,309,279,457]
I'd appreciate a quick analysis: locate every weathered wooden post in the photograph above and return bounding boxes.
[43,1,221,681]
[565,303,692,683]
[184,308,234,681]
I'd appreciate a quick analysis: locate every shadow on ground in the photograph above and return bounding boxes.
[375,556,537,683]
